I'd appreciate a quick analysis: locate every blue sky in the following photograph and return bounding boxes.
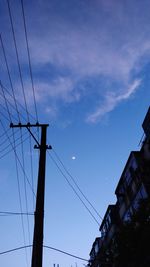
[0,0,150,267]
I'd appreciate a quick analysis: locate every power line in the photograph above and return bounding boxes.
[0,101,18,123]
[0,120,37,266]
[48,152,100,226]
[6,0,29,122]
[20,0,40,151]
[0,91,24,122]
[0,129,28,154]
[0,82,37,210]
[0,130,31,160]
[0,119,29,266]
[0,81,38,192]
[0,245,88,262]
[1,3,38,263]
[0,81,38,190]
[0,82,36,216]
[20,0,38,122]
[0,74,27,248]
[0,97,100,226]
[0,120,36,197]
[0,108,11,122]
[0,211,34,216]
[0,100,35,256]
[20,128,31,251]
[52,149,103,221]
[0,34,20,121]
[0,128,10,138]
[0,79,11,121]
[44,245,89,262]
[0,81,36,122]
[0,245,32,256]
[0,128,20,148]
[29,135,35,210]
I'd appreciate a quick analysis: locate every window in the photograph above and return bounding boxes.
[123,208,132,222]
[131,185,148,212]
[124,169,132,186]
[94,243,99,254]
[139,184,148,199]
[101,224,107,238]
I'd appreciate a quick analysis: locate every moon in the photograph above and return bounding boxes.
[72,156,76,160]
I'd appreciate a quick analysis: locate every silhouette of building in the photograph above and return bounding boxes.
[88,107,150,267]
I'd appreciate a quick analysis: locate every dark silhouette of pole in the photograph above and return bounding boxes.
[31,124,48,267]
[10,123,51,267]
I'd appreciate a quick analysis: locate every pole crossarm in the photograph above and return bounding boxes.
[10,122,49,128]
[10,122,52,149]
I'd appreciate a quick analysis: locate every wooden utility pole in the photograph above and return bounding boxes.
[10,122,51,267]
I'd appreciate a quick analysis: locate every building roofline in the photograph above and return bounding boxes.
[99,204,116,231]
[142,106,150,132]
[115,151,140,195]
[89,237,101,256]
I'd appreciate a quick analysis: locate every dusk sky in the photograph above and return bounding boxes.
[0,0,150,267]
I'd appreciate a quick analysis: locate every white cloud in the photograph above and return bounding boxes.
[86,79,141,123]
[1,0,150,123]
[15,76,80,105]
[24,0,150,81]
[35,77,75,103]
[45,106,58,118]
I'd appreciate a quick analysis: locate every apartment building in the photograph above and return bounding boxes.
[88,107,150,267]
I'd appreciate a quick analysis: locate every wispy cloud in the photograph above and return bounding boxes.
[1,0,150,123]
[86,79,141,123]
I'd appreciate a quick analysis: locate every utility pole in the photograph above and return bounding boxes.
[10,122,51,267]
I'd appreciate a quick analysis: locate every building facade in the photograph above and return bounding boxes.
[88,107,150,267]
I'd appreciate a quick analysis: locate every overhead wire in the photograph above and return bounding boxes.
[0,131,32,160]
[6,0,29,121]
[6,2,32,254]
[0,128,10,138]
[1,2,40,265]
[44,245,89,262]
[0,211,34,216]
[0,84,101,227]
[0,82,36,208]
[20,0,38,123]
[0,81,36,121]
[0,82,36,210]
[0,34,35,195]
[0,245,32,256]
[3,124,102,226]
[30,130,102,225]
[0,101,18,122]
[48,152,100,226]
[0,108,11,122]
[0,128,20,148]
[0,88,26,122]
[20,128,31,250]
[0,119,29,266]
[29,136,35,210]
[52,148,103,221]
[0,102,38,163]
[0,130,28,154]
[0,121,35,196]
[0,80,11,121]
[20,0,39,206]
[0,245,88,262]
[1,22,35,253]
[0,1,102,260]
[0,34,20,121]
